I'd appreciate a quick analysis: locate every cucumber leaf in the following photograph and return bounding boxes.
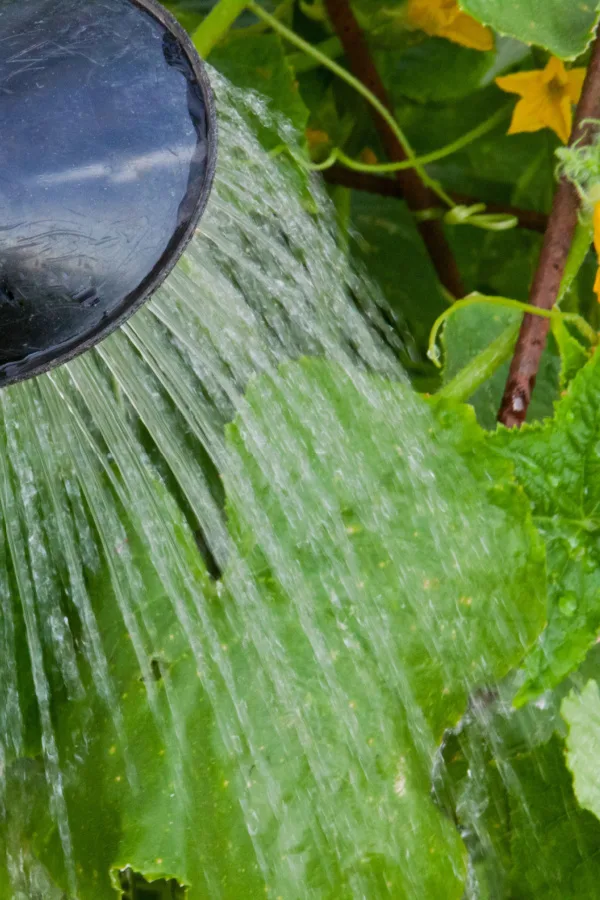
[459,0,600,60]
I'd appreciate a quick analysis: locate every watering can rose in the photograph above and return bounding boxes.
[0,0,216,387]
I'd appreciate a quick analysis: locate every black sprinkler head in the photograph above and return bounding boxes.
[0,0,216,386]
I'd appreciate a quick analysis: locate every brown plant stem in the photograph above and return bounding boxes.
[323,0,465,297]
[498,31,600,428]
[322,165,548,233]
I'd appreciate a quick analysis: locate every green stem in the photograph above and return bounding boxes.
[435,322,520,404]
[312,107,510,175]
[557,214,595,305]
[427,294,556,367]
[245,0,454,206]
[192,0,248,57]
[562,312,599,347]
[287,36,343,73]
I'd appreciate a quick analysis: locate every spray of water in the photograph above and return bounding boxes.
[0,73,548,898]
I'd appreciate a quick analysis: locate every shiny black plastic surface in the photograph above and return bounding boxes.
[0,0,215,385]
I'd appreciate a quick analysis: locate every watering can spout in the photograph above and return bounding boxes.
[0,0,216,386]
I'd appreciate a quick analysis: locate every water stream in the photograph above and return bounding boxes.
[0,74,547,898]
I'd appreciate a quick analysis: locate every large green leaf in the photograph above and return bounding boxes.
[459,0,600,59]
[490,352,600,702]
[0,359,546,898]
[0,475,263,898]
[0,370,262,898]
[218,358,545,897]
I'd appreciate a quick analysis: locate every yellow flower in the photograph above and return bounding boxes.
[496,57,587,144]
[593,203,600,303]
[407,0,494,52]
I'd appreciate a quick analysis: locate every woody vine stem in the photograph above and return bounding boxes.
[497,28,600,427]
